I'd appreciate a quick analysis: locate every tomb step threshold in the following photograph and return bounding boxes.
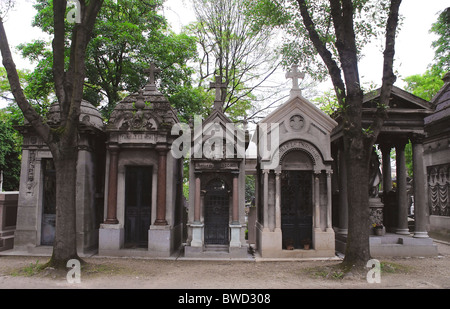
[204,244,229,253]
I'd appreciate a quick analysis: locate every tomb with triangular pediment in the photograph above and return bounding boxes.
[185,75,250,257]
[254,65,338,258]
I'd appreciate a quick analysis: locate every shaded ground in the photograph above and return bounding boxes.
[0,241,449,290]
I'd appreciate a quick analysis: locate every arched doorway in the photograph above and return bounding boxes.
[204,178,230,245]
[280,150,314,249]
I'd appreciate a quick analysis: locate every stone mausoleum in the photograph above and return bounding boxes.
[254,65,337,258]
[6,64,444,259]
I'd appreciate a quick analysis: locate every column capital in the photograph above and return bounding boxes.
[107,144,120,153]
[262,169,270,174]
[379,143,392,153]
[156,144,169,154]
[410,133,426,144]
[231,170,240,177]
[326,170,333,176]
[394,137,409,148]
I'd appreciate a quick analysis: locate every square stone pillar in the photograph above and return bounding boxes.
[99,223,123,252]
[190,222,204,247]
[229,223,242,247]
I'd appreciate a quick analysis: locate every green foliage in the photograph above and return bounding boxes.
[0,108,22,191]
[430,8,450,73]
[245,0,394,81]
[19,0,199,121]
[403,68,444,101]
[403,8,448,102]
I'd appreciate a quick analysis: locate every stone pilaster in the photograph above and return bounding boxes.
[326,170,333,231]
[105,146,119,224]
[274,169,281,232]
[263,169,270,232]
[154,147,168,225]
[314,171,321,230]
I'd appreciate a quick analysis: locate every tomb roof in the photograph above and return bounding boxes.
[47,99,104,130]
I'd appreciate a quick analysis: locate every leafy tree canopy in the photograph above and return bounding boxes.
[18,0,199,122]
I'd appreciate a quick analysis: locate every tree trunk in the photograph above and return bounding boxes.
[343,138,371,268]
[48,144,80,268]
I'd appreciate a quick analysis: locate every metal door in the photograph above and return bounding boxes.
[41,159,56,245]
[281,171,313,249]
[124,166,152,248]
[204,179,229,245]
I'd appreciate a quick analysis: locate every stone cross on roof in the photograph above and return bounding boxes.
[286,64,305,97]
[210,75,227,111]
[144,63,161,87]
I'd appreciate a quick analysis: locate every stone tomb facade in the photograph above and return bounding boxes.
[184,76,249,258]
[332,85,438,256]
[254,66,338,258]
[99,66,184,257]
[424,72,450,238]
[13,100,105,255]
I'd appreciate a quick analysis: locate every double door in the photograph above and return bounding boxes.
[124,166,152,248]
[281,171,313,249]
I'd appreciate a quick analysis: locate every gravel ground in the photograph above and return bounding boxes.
[0,241,449,290]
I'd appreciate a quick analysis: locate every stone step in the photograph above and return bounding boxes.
[204,245,229,252]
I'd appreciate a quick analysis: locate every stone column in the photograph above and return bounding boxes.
[380,144,393,193]
[395,141,410,235]
[191,171,203,247]
[105,146,119,224]
[232,172,239,224]
[194,172,201,223]
[338,147,348,234]
[154,147,168,225]
[326,170,333,230]
[274,169,281,232]
[263,169,270,231]
[411,134,429,238]
[230,171,242,247]
[314,171,321,229]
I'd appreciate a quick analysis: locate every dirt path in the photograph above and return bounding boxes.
[0,242,449,289]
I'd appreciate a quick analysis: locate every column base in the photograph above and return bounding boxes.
[148,225,172,255]
[190,222,204,247]
[99,224,123,251]
[396,228,410,235]
[413,231,429,238]
[229,223,242,247]
[337,228,348,235]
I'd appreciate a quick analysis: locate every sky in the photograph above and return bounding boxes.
[0,0,448,109]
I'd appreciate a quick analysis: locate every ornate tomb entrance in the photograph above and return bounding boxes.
[281,170,313,249]
[184,75,249,257]
[204,178,230,245]
[40,159,56,246]
[99,64,184,257]
[255,65,337,258]
[124,166,152,248]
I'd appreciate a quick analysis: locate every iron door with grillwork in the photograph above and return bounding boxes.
[281,171,313,249]
[124,166,152,248]
[41,159,56,245]
[204,179,229,245]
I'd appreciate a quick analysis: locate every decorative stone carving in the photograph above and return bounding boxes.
[428,164,450,216]
[26,151,36,194]
[289,114,305,131]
